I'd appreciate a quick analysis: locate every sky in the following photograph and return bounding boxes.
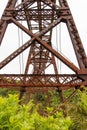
[0,0,87,74]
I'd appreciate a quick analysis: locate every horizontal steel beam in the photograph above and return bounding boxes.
[0,74,87,90]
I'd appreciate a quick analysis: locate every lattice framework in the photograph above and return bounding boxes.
[0,0,87,100]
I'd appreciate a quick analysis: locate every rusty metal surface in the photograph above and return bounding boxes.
[0,0,17,44]
[0,74,86,89]
[0,0,87,96]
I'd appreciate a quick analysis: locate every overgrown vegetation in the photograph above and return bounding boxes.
[0,94,71,130]
[0,87,87,130]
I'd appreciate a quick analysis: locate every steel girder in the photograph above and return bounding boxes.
[0,0,87,96]
[0,74,86,90]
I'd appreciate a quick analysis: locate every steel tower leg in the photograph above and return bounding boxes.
[0,0,87,101]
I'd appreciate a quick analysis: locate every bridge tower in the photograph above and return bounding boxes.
[0,0,87,101]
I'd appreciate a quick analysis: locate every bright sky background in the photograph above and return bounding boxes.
[0,0,87,74]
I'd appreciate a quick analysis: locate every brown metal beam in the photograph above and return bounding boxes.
[0,0,87,100]
[0,74,86,89]
[0,0,17,45]
[59,0,87,68]
[0,38,35,69]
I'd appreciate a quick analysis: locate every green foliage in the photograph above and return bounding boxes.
[78,88,87,115]
[29,90,61,107]
[1,87,87,130]
[0,94,72,130]
[0,88,18,97]
[66,88,87,130]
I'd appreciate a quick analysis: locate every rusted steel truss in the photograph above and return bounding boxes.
[0,74,87,89]
[0,0,87,98]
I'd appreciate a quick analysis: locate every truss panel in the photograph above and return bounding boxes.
[0,0,87,99]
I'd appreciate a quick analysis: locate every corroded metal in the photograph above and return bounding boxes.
[0,0,17,44]
[0,0,87,100]
[0,74,86,89]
